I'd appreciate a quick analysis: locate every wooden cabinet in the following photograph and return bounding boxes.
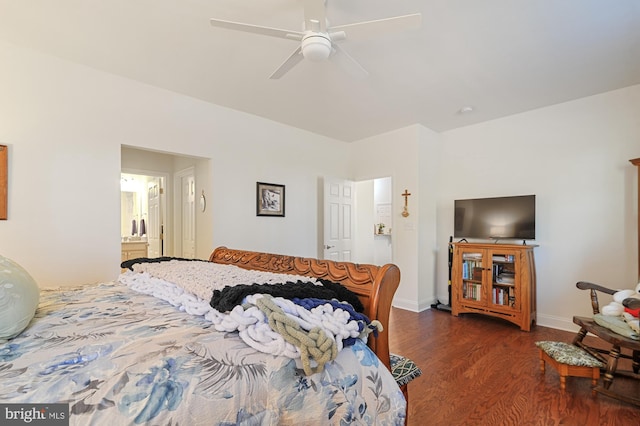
[451,243,537,331]
[121,241,148,263]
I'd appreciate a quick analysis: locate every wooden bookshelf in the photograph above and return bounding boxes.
[451,242,537,331]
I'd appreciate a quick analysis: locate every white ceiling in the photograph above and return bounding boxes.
[1,0,639,142]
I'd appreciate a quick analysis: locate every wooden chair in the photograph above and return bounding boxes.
[572,281,640,407]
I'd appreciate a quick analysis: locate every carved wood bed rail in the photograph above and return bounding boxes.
[209,246,401,370]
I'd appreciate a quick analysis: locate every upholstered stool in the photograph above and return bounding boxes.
[390,353,422,425]
[535,341,604,394]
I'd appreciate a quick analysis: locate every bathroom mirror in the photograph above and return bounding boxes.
[121,191,141,238]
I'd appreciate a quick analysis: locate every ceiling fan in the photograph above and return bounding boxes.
[210,0,421,79]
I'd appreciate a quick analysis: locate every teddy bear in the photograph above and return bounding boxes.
[601,282,640,334]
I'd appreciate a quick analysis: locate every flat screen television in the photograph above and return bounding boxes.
[454,195,536,240]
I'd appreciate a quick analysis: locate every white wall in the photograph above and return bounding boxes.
[436,85,640,330]
[418,126,444,309]
[0,40,349,287]
[350,125,443,311]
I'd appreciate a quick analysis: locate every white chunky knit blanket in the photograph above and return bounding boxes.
[119,261,375,371]
[129,260,319,301]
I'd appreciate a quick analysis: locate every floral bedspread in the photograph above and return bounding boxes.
[0,282,405,425]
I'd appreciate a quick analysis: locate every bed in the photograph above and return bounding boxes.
[0,247,404,425]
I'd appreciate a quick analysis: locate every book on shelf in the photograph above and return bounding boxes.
[464,282,482,301]
[492,255,515,262]
[462,260,483,280]
[463,253,483,260]
[492,286,516,306]
[496,271,515,284]
[496,276,515,284]
[472,267,483,281]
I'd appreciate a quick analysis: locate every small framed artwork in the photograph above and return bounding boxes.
[256,182,285,217]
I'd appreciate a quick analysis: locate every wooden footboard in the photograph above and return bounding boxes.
[209,246,401,370]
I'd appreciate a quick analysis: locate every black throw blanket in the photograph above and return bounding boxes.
[120,256,207,271]
[210,279,364,313]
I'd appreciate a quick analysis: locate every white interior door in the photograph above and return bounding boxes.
[323,177,354,261]
[147,177,162,257]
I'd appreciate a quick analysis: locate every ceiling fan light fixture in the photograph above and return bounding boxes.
[301,35,332,61]
[210,6,421,78]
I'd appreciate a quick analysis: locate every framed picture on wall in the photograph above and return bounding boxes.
[256,182,285,217]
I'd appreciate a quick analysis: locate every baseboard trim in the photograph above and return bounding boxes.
[394,299,580,333]
[392,296,435,313]
[536,313,579,332]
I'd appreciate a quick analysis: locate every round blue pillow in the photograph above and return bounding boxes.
[0,256,40,341]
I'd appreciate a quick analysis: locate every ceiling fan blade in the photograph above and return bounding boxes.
[330,13,421,41]
[331,44,369,78]
[269,46,304,79]
[210,18,304,40]
[303,0,326,32]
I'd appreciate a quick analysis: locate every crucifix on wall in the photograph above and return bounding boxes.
[401,189,411,217]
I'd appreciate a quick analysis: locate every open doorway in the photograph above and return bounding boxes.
[322,176,393,265]
[121,146,211,260]
[354,176,393,265]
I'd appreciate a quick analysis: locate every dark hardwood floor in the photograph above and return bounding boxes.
[388,307,639,426]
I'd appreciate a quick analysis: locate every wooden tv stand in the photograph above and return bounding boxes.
[451,242,537,331]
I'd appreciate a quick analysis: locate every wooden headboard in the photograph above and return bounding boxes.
[209,246,401,370]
